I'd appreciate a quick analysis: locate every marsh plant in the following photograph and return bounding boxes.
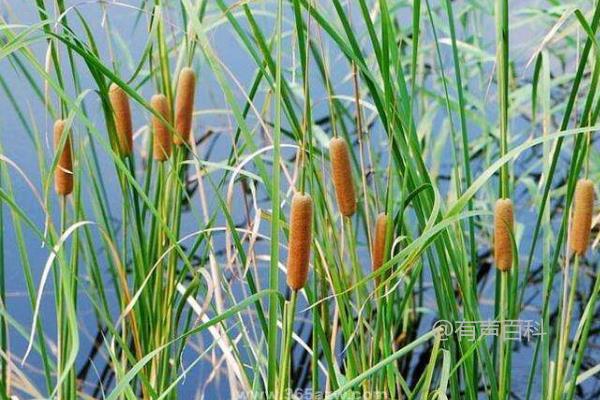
[1,0,600,399]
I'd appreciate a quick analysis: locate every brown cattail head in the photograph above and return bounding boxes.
[372,213,389,273]
[174,67,196,146]
[109,83,133,156]
[570,179,595,256]
[286,193,313,291]
[53,119,73,196]
[329,137,356,217]
[151,94,171,161]
[494,198,514,272]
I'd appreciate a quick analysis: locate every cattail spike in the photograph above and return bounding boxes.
[151,94,171,161]
[287,193,313,291]
[372,213,389,273]
[329,137,356,217]
[494,199,514,272]
[174,67,196,146]
[109,83,133,156]
[53,119,73,196]
[570,179,595,256]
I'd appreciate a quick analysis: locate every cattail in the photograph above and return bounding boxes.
[151,94,171,161]
[174,67,196,146]
[494,199,514,272]
[372,213,389,273]
[53,119,73,196]
[570,179,595,256]
[108,83,133,156]
[329,137,356,217]
[286,193,313,291]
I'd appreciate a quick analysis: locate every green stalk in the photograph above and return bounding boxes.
[495,0,510,199]
[566,263,600,399]
[57,196,75,398]
[267,0,284,394]
[150,161,166,393]
[0,166,6,398]
[277,290,298,400]
[498,271,510,400]
[495,2,511,398]
[554,255,580,399]
[161,148,188,393]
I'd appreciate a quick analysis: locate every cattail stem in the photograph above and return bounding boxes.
[109,83,133,156]
[569,179,594,256]
[277,290,297,400]
[494,199,514,272]
[565,257,600,400]
[329,137,356,217]
[57,195,66,400]
[554,251,582,400]
[53,119,73,196]
[151,94,171,161]
[286,193,313,291]
[57,187,77,398]
[174,68,196,146]
[498,271,510,399]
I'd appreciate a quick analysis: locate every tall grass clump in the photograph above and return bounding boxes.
[2,0,600,399]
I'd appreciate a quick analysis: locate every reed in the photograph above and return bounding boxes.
[280,192,313,399]
[569,179,594,255]
[553,179,595,399]
[494,198,513,272]
[53,119,73,196]
[329,137,356,217]
[151,94,171,161]
[286,193,313,291]
[5,1,600,399]
[109,83,133,156]
[174,67,196,146]
[371,212,388,273]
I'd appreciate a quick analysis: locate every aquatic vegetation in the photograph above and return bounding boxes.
[0,1,599,399]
